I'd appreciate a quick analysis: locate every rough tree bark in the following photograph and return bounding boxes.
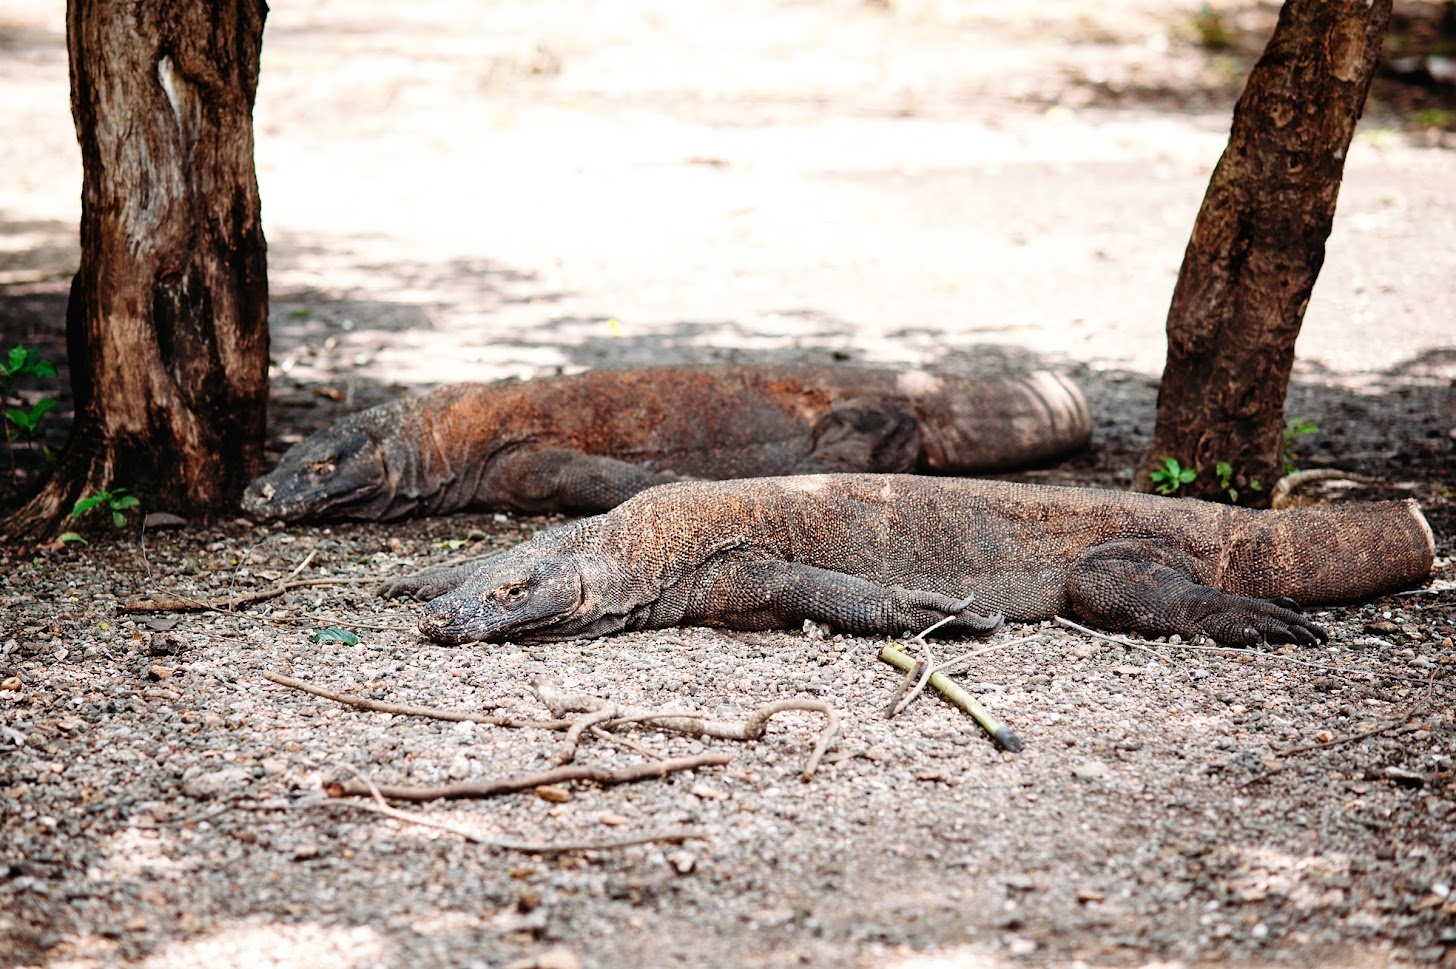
[2,0,270,538]
[1134,0,1392,503]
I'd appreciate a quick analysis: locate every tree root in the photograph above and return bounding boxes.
[1270,468,1378,509]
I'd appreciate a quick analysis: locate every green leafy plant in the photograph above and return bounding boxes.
[1,345,60,463]
[1150,457,1197,496]
[71,487,140,530]
[1282,418,1319,472]
[1214,460,1263,504]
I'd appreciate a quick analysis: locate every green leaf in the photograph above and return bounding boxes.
[3,346,56,379]
[111,494,140,510]
[71,493,109,518]
[6,397,56,433]
[56,531,88,545]
[111,510,128,529]
[309,627,359,646]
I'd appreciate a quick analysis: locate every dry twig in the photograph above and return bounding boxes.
[878,643,1023,751]
[320,766,705,852]
[326,752,733,801]
[533,677,840,780]
[263,671,567,730]
[121,577,373,615]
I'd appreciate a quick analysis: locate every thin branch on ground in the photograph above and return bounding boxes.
[284,549,318,581]
[488,829,705,854]
[533,677,840,780]
[326,752,734,802]
[1052,616,1453,688]
[1274,673,1442,758]
[878,642,1023,752]
[1269,468,1378,509]
[319,765,704,852]
[264,671,837,780]
[889,634,1041,717]
[120,576,374,615]
[262,671,569,730]
[588,725,667,760]
[883,655,926,718]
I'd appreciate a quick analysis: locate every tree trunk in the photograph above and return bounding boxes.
[2,0,269,539]
[1134,0,1391,503]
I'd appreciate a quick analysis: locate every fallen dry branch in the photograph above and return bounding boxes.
[322,765,707,852]
[1275,673,1442,759]
[263,671,568,730]
[878,642,1023,752]
[533,677,840,780]
[121,577,373,615]
[326,752,734,802]
[887,635,1040,718]
[264,671,838,780]
[1269,468,1378,509]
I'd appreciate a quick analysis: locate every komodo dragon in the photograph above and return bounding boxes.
[387,474,1435,648]
[241,365,1090,521]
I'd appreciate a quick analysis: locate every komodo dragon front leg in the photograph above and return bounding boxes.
[485,448,687,514]
[1065,541,1327,647]
[686,560,1003,638]
[380,557,498,602]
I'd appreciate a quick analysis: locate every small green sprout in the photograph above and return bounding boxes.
[1150,457,1197,496]
[71,488,140,530]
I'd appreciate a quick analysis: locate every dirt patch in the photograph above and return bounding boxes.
[2,2,1455,967]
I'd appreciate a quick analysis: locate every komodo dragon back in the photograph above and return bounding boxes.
[242,365,1091,521]
[407,474,1434,648]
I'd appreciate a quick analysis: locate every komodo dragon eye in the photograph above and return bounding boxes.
[308,459,337,477]
[493,583,529,603]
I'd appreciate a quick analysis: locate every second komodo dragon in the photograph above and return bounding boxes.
[242,365,1089,521]
[388,474,1435,648]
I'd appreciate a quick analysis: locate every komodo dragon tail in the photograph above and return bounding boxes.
[915,370,1092,471]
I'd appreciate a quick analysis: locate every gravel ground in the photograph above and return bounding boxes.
[3,1,1456,967]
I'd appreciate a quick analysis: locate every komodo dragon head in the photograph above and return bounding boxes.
[417,544,624,645]
[242,415,408,522]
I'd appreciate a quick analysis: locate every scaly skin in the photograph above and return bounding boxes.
[241,365,1090,521]
[394,474,1435,648]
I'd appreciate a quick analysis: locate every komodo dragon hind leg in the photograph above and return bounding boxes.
[1066,541,1327,647]
[687,560,1001,638]
[794,398,922,473]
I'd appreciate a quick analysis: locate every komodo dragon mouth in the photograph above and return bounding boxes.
[418,559,593,644]
[242,427,390,521]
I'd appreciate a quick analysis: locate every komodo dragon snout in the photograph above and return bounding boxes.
[418,554,602,645]
[242,425,390,522]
